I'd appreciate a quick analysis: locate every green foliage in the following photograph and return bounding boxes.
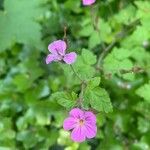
[72,49,96,79]
[84,87,113,113]
[79,19,112,48]
[136,81,150,103]
[51,91,77,109]
[63,49,96,81]
[86,77,101,89]
[104,47,135,80]
[0,0,150,149]
[0,0,44,52]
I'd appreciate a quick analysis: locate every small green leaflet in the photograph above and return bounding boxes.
[86,77,101,90]
[51,91,78,109]
[72,49,97,80]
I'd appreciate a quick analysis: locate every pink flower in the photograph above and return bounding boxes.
[46,40,77,64]
[63,108,97,142]
[82,0,96,6]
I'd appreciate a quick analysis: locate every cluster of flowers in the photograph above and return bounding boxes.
[46,0,97,143]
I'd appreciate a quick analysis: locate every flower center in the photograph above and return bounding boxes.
[79,119,85,126]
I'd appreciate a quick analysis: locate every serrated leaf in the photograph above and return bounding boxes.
[85,87,113,113]
[81,49,97,65]
[72,49,96,80]
[104,47,134,80]
[87,77,101,90]
[51,92,77,109]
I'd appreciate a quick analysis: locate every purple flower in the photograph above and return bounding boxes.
[46,40,77,64]
[63,108,97,142]
[82,0,96,6]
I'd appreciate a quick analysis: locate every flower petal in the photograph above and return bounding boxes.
[82,0,96,6]
[63,52,77,64]
[46,54,62,64]
[63,117,77,131]
[71,126,86,142]
[85,123,97,139]
[84,111,96,124]
[48,40,66,55]
[45,54,58,64]
[69,108,84,119]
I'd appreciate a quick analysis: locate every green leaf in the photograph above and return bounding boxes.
[121,26,150,48]
[82,77,101,109]
[88,19,112,48]
[114,4,136,24]
[64,0,82,13]
[85,87,113,113]
[136,81,150,103]
[104,47,134,80]
[13,74,33,92]
[135,1,150,20]
[16,117,28,131]
[51,91,77,109]
[87,77,101,90]
[81,49,97,65]
[72,49,96,80]
[16,130,38,148]
[137,117,150,133]
[89,31,101,49]
[0,117,16,148]
[134,102,150,120]
[79,24,93,37]
[0,0,45,52]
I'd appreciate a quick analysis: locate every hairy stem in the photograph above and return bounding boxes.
[70,65,87,106]
[96,39,116,68]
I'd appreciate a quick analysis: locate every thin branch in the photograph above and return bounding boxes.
[120,67,144,74]
[63,27,87,107]
[103,66,150,80]
[70,65,87,107]
[79,81,85,99]
[96,19,140,69]
[76,82,86,107]
[63,25,68,49]
[96,39,116,68]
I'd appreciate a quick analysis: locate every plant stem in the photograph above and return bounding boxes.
[96,39,116,68]
[79,82,85,99]
[70,65,83,82]
[77,82,85,107]
[70,65,87,107]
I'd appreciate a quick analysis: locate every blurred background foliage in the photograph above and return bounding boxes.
[0,0,150,149]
